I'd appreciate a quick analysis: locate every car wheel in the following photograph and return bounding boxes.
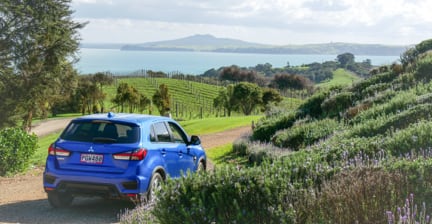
[147,172,163,203]
[197,160,205,172]
[47,191,74,208]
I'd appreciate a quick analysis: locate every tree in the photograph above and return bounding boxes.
[92,72,114,113]
[254,63,273,76]
[152,84,171,116]
[337,53,355,68]
[112,83,133,113]
[76,76,100,114]
[262,88,283,109]
[270,73,312,90]
[213,85,236,117]
[219,65,258,83]
[232,82,263,115]
[112,83,150,113]
[138,94,151,114]
[0,0,85,130]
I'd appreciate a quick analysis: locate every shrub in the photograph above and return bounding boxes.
[351,91,417,124]
[361,82,392,97]
[0,128,38,176]
[394,72,416,90]
[348,104,432,138]
[386,193,432,224]
[320,91,353,118]
[233,137,292,165]
[383,120,432,156]
[414,53,432,82]
[152,163,296,224]
[232,137,249,156]
[297,90,330,118]
[315,167,403,223]
[252,112,297,142]
[350,71,399,98]
[272,118,341,150]
[345,101,372,120]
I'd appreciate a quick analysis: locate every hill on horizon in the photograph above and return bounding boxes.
[82,34,409,56]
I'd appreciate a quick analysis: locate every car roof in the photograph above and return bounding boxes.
[72,112,172,125]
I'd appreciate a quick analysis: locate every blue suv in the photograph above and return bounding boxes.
[43,112,206,208]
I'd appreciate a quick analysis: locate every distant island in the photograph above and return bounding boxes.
[81,34,408,56]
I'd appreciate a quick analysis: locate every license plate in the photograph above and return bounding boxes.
[80,153,103,164]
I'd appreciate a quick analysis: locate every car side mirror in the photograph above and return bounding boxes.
[189,135,201,145]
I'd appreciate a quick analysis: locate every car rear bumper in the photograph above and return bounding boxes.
[43,170,149,199]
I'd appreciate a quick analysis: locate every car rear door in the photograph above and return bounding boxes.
[151,122,182,177]
[167,121,196,173]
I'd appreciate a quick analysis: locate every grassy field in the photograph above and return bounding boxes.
[316,68,361,88]
[180,115,261,135]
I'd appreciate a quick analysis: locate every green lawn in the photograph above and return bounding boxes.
[205,143,248,166]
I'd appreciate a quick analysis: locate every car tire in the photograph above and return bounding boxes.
[47,191,74,208]
[197,160,205,172]
[147,172,163,203]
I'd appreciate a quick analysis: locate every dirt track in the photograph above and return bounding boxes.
[0,118,251,224]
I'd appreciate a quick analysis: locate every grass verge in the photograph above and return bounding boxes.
[31,132,61,166]
[179,115,261,135]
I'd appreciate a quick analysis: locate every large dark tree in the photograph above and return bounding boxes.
[0,0,85,130]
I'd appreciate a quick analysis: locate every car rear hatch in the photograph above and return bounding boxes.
[51,120,143,174]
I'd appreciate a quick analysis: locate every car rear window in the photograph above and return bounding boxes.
[60,120,140,143]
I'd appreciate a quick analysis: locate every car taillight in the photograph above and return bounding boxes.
[48,144,71,156]
[113,148,147,161]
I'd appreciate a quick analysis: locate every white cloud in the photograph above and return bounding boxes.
[71,0,432,45]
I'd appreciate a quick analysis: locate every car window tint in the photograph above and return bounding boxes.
[168,122,186,143]
[152,122,171,142]
[61,121,139,143]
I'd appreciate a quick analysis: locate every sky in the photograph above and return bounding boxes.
[71,0,432,46]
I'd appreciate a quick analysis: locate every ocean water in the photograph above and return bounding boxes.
[75,48,400,75]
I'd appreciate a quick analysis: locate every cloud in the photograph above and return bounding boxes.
[71,0,432,45]
[302,0,350,11]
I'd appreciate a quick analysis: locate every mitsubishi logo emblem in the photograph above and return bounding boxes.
[88,146,94,153]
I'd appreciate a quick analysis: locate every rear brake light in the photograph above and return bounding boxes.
[44,187,55,192]
[113,148,147,161]
[48,144,71,156]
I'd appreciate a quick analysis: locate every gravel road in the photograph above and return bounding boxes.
[0,118,251,224]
